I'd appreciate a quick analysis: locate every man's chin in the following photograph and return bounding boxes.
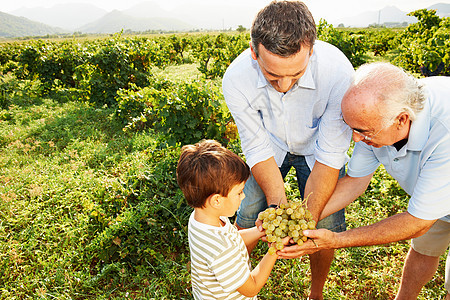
[365,141,383,148]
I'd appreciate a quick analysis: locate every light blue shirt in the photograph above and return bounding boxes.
[222,40,354,170]
[348,77,450,222]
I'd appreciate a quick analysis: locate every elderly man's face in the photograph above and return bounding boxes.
[341,88,400,148]
[251,43,312,93]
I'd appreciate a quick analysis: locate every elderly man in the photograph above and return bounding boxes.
[222,1,354,298]
[280,62,450,299]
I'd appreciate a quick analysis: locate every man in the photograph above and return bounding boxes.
[222,1,354,299]
[279,62,450,299]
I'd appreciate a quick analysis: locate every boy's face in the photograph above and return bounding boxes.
[221,181,246,217]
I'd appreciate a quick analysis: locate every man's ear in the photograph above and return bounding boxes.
[250,41,258,60]
[207,194,222,209]
[398,112,410,128]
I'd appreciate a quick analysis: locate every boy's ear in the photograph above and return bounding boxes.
[207,193,223,209]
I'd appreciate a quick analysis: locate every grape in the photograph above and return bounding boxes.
[308,220,317,229]
[276,242,284,250]
[274,228,283,236]
[262,198,316,255]
[290,230,299,238]
[268,247,277,255]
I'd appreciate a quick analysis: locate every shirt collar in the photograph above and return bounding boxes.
[406,98,430,151]
[297,64,315,90]
[256,62,267,88]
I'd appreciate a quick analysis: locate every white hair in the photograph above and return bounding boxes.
[351,62,426,125]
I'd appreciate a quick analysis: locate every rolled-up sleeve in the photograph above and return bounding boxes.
[314,79,353,169]
[347,142,381,177]
[223,72,274,168]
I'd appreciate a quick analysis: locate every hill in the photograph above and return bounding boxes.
[428,3,450,17]
[332,5,417,27]
[77,10,193,33]
[331,3,450,27]
[10,3,107,31]
[0,11,66,38]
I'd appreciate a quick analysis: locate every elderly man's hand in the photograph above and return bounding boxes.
[277,228,337,259]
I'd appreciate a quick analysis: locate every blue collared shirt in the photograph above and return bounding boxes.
[348,77,450,222]
[222,40,354,170]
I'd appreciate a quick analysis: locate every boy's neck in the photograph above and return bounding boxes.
[194,208,225,227]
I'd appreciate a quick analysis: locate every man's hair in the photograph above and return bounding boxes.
[176,140,250,208]
[251,0,316,58]
[352,62,426,124]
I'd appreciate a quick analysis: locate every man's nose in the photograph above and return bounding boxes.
[352,131,364,142]
[277,78,291,92]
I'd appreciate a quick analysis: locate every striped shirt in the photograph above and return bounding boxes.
[188,211,257,299]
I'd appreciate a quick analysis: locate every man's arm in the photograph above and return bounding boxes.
[277,172,373,259]
[304,161,340,221]
[251,157,287,206]
[319,174,373,220]
[278,212,437,259]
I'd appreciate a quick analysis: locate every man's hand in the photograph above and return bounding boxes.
[277,229,337,259]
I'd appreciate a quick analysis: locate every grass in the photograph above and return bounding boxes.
[151,63,202,82]
[0,63,448,299]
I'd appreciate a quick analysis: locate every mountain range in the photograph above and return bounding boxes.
[335,3,450,27]
[0,11,66,37]
[1,2,450,38]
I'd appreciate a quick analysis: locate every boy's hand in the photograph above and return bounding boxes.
[255,212,264,232]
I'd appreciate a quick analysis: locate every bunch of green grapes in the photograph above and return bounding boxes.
[258,200,316,255]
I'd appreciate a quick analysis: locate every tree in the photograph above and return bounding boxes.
[236,25,247,33]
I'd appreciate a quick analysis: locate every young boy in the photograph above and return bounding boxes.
[177,139,287,299]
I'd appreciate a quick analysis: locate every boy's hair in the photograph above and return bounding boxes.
[176,140,250,208]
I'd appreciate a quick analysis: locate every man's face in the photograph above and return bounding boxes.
[341,89,402,148]
[251,43,312,93]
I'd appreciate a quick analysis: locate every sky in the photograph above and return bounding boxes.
[1,0,449,22]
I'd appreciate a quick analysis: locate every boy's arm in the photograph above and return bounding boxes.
[236,252,278,297]
[236,236,290,297]
[238,226,265,246]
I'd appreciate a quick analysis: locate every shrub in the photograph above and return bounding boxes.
[317,20,368,67]
[393,9,450,76]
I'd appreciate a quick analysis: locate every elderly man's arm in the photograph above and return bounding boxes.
[278,212,436,259]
